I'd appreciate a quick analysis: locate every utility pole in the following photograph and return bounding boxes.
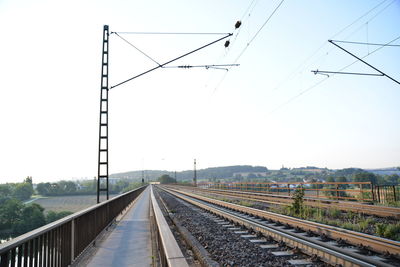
[142,169,144,184]
[193,159,197,187]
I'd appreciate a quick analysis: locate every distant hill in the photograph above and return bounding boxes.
[332,168,365,177]
[110,165,400,183]
[331,167,400,177]
[365,167,400,176]
[110,165,268,182]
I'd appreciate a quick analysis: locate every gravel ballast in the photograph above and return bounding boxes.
[156,188,327,267]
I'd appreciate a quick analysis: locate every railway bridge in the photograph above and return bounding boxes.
[0,185,188,267]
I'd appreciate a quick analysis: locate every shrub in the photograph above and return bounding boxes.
[358,218,374,232]
[342,222,360,232]
[375,223,386,237]
[291,188,305,216]
[383,224,400,240]
[328,208,341,218]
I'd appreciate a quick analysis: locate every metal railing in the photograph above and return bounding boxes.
[0,186,146,267]
[373,185,399,204]
[150,186,188,267]
[200,182,374,202]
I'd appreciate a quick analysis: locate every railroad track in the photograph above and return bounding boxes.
[160,186,400,267]
[174,186,400,218]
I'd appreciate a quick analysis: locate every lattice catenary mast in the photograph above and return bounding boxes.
[97,25,110,203]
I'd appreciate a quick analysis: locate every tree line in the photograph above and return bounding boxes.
[0,177,73,241]
[36,179,142,196]
[0,177,143,242]
[0,199,73,240]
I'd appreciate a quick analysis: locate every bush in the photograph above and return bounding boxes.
[342,222,360,232]
[291,188,305,216]
[375,223,386,237]
[13,204,46,235]
[328,208,341,218]
[383,224,400,240]
[358,218,373,232]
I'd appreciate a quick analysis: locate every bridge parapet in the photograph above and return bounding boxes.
[150,186,188,267]
[0,186,146,267]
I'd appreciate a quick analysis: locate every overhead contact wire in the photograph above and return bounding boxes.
[213,0,285,93]
[270,0,390,94]
[269,34,400,115]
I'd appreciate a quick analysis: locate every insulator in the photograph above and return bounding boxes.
[224,40,230,48]
[235,20,242,29]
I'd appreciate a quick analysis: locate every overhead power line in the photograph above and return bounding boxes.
[328,39,400,85]
[240,0,259,22]
[234,0,285,62]
[343,0,396,41]
[268,0,391,95]
[212,0,285,93]
[110,33,232,89]
[271,34,400,115]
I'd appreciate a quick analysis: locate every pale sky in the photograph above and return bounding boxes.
[0,0,399,183]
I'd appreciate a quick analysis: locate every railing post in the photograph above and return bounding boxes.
[377,186,381,203]
[0,252,9,267]
[71,219,75,263]
[336,184,340,200]
[371,183,375,202]
[393,185,396,203]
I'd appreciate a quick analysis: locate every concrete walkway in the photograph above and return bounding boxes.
[86,187,153,266]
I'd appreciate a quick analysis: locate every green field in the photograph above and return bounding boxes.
[31,194,118,213]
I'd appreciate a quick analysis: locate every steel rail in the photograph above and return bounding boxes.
[159,187,391,267]
[150,186,189,267]
[208,187,400,216]
[164,186,400,258]
[183,186,400,218]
